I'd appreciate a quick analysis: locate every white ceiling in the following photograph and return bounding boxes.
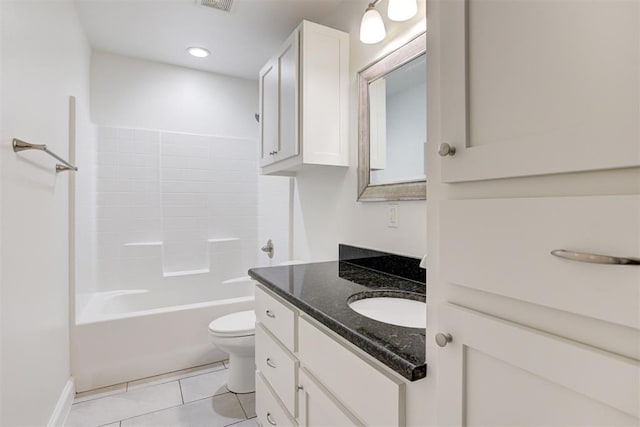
[74,0,348,80]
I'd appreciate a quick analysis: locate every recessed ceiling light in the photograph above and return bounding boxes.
[187,47,210,58]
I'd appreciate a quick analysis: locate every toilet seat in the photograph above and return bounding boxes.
[209,310,256,337]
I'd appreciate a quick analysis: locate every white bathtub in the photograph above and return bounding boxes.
[73,277,255,392]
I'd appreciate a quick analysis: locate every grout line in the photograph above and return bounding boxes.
[118,391,234,424]
[178,380,185,405]
[235,393,248,419]
[225,416,258,427]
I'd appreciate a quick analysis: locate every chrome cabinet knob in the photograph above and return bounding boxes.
[438,143,456,157]
[435,332,453,347]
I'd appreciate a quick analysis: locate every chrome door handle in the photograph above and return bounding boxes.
[266,412,277,425]
[265,309,275,318]
[266,358,276,368]
[551,249,640,265]
[438,143,456,157]
[435,333,453,347]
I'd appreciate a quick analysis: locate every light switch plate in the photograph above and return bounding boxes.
[388,205,399,228]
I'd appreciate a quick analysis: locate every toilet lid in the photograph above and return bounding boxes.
[208,310,256,337]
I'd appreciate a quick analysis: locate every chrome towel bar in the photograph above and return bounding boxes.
[551,249,640,265]
[12,138,77,173]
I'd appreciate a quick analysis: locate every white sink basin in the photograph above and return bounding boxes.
[348,296,426,328]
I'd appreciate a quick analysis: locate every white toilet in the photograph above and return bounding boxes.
[208,310,256,393]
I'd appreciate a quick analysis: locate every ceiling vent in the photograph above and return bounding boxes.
[196,0,233,12]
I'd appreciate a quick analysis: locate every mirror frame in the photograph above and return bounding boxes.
[357,32,427,202]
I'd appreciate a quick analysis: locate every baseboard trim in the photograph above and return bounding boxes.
[47,378,75,427]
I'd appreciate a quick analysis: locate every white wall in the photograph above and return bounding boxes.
[0,1,92,425]
[292,0,427,261]
[91,127,261,293]
[75,98,98,298]
[91,52,258,139]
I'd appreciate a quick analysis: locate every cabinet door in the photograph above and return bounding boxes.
[439,0,640,182]
[298,368,362,427]
[436,303,640,426]
[274,30,299,163]
[259,58,278,167]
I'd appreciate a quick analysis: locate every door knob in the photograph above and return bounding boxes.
[438,143,456,157]
[261,239,274,259]
[435,332,453,347]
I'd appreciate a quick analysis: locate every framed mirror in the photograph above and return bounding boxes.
[357,33,426,201]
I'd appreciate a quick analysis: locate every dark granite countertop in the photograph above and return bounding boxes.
[248,260,426,381]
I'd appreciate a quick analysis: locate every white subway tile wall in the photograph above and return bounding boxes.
[92,126,284,297]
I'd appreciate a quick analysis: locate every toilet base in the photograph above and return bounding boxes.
[227,354,255,393]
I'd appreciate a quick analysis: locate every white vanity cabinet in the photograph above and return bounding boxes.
[255,286,299,424]
[258,20,349,175]
[437,304,639,426]
[297,368,361,427]
[254,284,426,427]
[429,0,640,425]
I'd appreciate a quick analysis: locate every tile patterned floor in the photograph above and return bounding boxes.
[67,361,258,427]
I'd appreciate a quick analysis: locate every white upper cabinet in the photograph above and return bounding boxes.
[260,58,279,166]
[259,20,349,175]
[439,0,640,183]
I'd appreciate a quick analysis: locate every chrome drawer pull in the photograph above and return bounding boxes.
[265,309,276,318]
[266,412,277,426]
[551,249,640,265]
[266,358,276,368]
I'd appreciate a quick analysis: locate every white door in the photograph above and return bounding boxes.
[439,0,640,182]
[259,58,278,167]
[297,368,362,427]
[274,30,299,163]
[437,303,640,426]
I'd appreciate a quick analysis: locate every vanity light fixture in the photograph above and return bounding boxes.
[359,0,386,44]
[387,0,418,22]
[187,46,210,58]
[360,0,418,44]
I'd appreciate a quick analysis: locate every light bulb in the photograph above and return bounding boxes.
[187,47,210,58]
[387,0,418,22]
[359,5,386,44]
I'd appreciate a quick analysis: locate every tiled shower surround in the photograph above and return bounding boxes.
[94,126,268,291]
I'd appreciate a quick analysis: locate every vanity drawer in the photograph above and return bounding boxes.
[256,323,298,416]
[298,316,404,427]
[255,285,297,351]
[440,196,640,329]
[256,371,297,427]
